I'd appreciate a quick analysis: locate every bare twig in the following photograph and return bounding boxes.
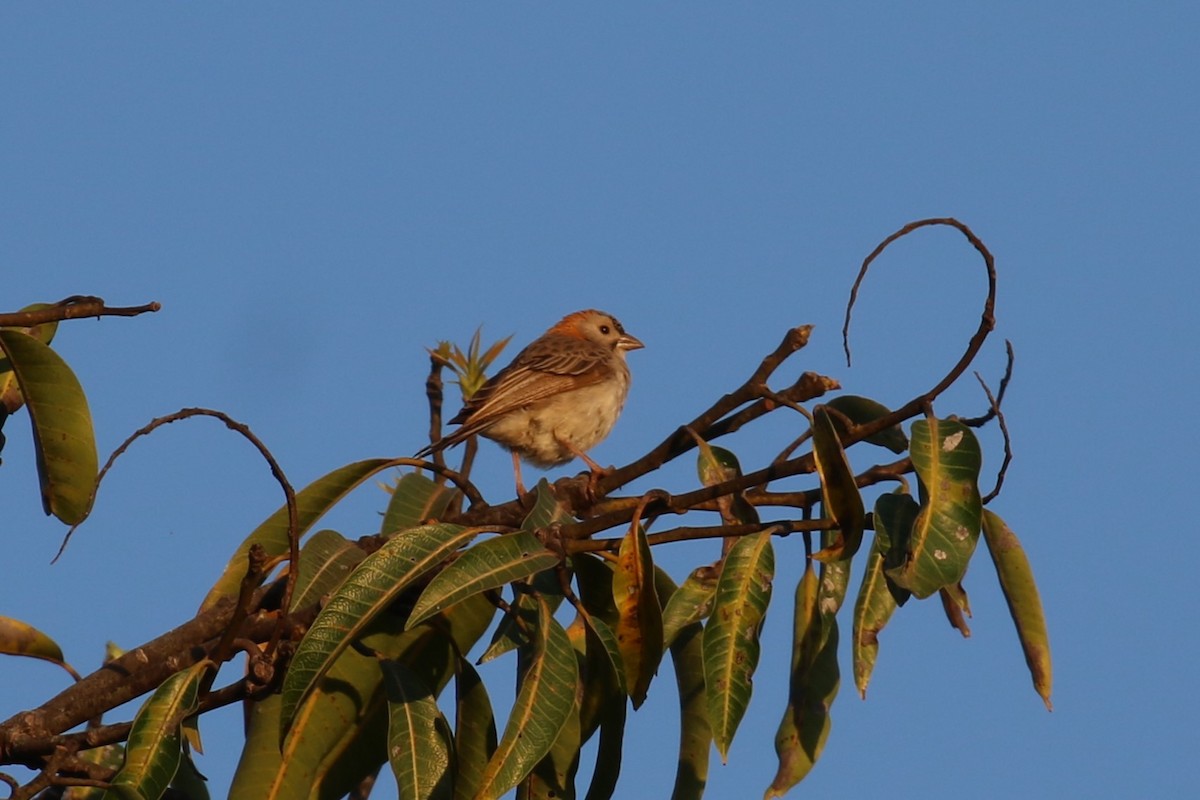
[53,409,300,614]
[975,371,1014,504]
[0,296,161,328]
[599,325,816,493]
[838,218,997,444]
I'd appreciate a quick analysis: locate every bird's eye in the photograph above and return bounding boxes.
[599,325,610,335]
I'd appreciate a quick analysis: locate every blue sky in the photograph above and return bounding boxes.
[3,4,1197,798]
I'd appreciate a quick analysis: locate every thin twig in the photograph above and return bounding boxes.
[53,409,300,610]
[837,218,997,446]
[0,296,161,328]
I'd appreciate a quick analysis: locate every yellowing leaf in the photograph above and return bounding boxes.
[811,406,865,563]
[982,510,1053,711]
[612,523,663,709]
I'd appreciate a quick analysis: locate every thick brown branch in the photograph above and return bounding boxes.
[0,597,235,762]
[0,592,319,766]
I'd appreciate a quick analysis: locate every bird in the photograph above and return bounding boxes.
[416,309,644,495]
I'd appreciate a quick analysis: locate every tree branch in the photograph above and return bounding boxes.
[0,296,160,327]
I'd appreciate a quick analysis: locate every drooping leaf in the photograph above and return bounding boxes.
[474,594,578,800]
[0,302,59,412]
[612,522,663,709]
[573,553,619,625]
[521,622,582,799]
[886,418,983,598]
[168,749,210,800]
[575,613,627,800]
[703,532,775,762]
[232,593,494,800]
[408,531,559,629]
[453,658,497,800]
[522,478,574,531]
[693,438,759,530]
[816,516,852,629]
[658,567,711,800]
[851,492,915,698]
[382,660,454,800]
[765,563,839,798]
[875,492,919,607]
[382,472,455,533]
[280,524,478,737]
[982,510,1053,711]
[825,394,908,454]
[103,660,209,800]
[939,582,972,638]
[0,329,97,524]
[203,458,406,611]
[661,566,720,650]
[811,406,865,563]
[478,588,541,665]
[0,614,69,670]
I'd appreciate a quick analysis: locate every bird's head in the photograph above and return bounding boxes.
[550,309,644,353]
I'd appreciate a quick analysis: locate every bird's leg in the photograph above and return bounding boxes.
[557,437,611,500]
[511,450,529,498]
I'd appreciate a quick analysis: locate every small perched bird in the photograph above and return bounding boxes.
[417,309,644,495]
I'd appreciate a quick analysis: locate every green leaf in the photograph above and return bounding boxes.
[382,660,455,800]
[694,439,740,486]
[203,458,406,611]
[694,439,759,527]
[168,749,210,800]
[477,588,540,665]
[661,566,719,650]
[573,614,627,800]
[0,302,59,412]
[520,631,582,799]
[875,492,919,607]
[383,472,455,533]
[825,395,908,454]
[982,510,1053,710]
[703,532,775,762]
[0,329,98,524]
[572,553,619,625]
[851,493,916,698]
[280,524,478,737]
[886,418,983,599]
[453,658,498,800]
[658,569,711,800]
[103,660,209,800]
[408,531,559,629]
[233,592,494,800]
[522,478,574,530]
[811,406,866,563]
[289,530,367,611]
[765,563,839,798]
[475,594,579,800]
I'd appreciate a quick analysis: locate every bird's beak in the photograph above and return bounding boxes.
[618,333,645,351]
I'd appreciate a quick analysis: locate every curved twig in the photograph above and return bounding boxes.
[53,409,301,611]
[975,371,1014,504]
[837,218,997,443]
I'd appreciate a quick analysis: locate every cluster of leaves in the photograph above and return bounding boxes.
[1,221,1053,800]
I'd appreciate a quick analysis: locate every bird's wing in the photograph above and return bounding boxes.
[452,335,613,427]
